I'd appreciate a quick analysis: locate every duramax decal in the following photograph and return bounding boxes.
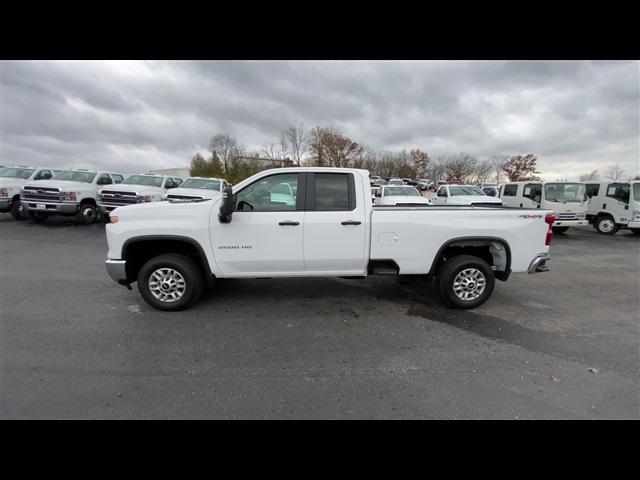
[218,245,252,249]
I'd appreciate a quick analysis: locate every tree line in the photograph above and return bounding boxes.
[189,124,543,184]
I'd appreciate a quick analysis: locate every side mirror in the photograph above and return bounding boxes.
[219,184,235,223]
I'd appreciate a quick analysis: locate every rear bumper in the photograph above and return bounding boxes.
[528,253,551,274]
[105,258,129,286]
[23,201,79,214]
[553,219,588,227]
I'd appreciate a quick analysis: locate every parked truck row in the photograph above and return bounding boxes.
[0,166,227,224]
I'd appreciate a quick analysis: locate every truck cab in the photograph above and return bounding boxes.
[584,181,637,235]
[499,181,588,233]
[22,169,124,224]
[0,166,60,220]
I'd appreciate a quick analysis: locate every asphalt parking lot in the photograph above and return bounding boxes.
[1,213,638,419]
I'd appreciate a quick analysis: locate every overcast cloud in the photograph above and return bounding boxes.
[1,60,638,180]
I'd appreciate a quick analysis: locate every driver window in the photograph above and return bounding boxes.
[523,184,542,203]
[235,173,299,212]
[437,188,447,197]
[35,170,52,180]
[97,174,112,185]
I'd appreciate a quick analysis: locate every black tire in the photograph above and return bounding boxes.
[26,210,48,222]
[552,226,569,234]
[137,254,204,311]
[436,255,495,309]
[77,203,98,224]
[9,200,26,220]
[595,215,619,235]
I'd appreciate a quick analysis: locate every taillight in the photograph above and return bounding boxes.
[545,213,556,246]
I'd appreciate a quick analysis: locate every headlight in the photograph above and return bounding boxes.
[633,210,640,221]
[137,195,152,203]
[161,193,168,201]
[0,188,8,197]
[61,192,77,201]
[576,212,586,220]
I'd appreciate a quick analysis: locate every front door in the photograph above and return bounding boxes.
[211,172,305,276]
[303,172,367,274]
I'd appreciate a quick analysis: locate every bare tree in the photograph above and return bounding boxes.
[605,164,625,180]
[284,124,309,166]
[579,170,599,182]
[489,155,508,183]
[208,134,239,174]
[445,153,478,182]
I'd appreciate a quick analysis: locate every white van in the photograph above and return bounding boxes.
[499,181,588,233]
[629,181,640,234]
[584,181,639,235]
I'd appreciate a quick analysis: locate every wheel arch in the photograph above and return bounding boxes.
[121,235,213,283]
[428,236,512,281]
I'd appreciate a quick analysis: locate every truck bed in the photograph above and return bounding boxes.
[370,206,551,274]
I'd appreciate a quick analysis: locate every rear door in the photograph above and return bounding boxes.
[303,172,367,274]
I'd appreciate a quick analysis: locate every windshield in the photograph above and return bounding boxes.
[634,183,640,202]
[180,178,222,191]
[544,183,586,202]
[123,175,164,187]
[384,187,420,197]
[53,171,97,183]
[0,167,36,179]
[449,186,484,196]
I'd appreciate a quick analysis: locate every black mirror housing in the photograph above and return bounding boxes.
[219,184,235,223]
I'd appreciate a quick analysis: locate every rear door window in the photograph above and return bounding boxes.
[311,173,352,211]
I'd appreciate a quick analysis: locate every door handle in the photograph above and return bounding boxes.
[341,220,361,225]
[278,221,300,226]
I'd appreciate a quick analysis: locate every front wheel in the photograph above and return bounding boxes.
[77,203,98,224]
[436,255,495,309]
[10,200,26,220]
[552,226,569,234]
[596,215,618,235]
[137,254,204,311]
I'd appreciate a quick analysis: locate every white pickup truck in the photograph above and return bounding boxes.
[97,174,184,216]
[22,169,125,223]
[0,166,60,219]
[104,168,555,311]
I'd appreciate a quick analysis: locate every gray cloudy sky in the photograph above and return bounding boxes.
[2,60,638,180]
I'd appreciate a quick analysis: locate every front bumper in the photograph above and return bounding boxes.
[552,219,588,227]
[98,204,121,213]
[23,201,79,214]
[105,259,129,286]
[528,253,551,274]
[0,198,11,210]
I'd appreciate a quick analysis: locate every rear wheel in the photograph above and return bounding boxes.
[436,255,495,309]
[137,254,204,311]
[552,226,569,234]
[596,215,618,235]
[77,203,98,224]
[9,200,26,220]
[26,210,48,222]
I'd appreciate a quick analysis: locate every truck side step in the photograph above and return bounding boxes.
[368,260,400,275]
